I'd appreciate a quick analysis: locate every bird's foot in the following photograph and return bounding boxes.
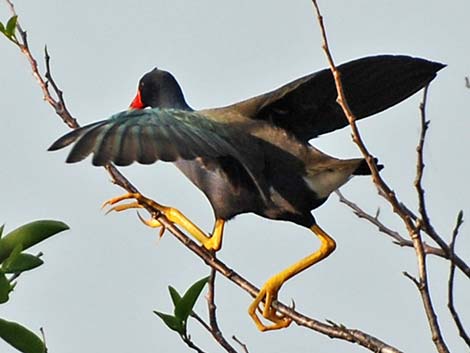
[248,276,292,331]
[103,192,168,233]
[103,193,224,251]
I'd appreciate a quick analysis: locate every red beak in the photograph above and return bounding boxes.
[129,89,144,110]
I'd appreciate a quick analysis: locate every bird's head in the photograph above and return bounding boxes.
[129,68,191,110]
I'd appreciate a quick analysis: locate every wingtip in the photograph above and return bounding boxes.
[431,60,446,73]
[48,128,82,152]
[48,137,68,152]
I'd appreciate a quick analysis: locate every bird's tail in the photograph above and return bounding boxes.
[352,157,384,175]
[304,157,383,198]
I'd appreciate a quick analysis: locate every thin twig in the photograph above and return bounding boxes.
[44,46,78,128]
[5,0,77,129]
[310,1,450,352]
[310,0,415,234]
[181,333,207,353]
[336,191,446,258]
[412,86,449,353]
[338,191,470,277]
[190,312,212,333]
[447,211,470,347]
[398,205,470,278]
[232,336,250,353]
[206,268,239,353]
[415,85,432,234]
[342,190,470,278]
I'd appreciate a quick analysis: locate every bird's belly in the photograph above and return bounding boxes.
[174,159,260,220]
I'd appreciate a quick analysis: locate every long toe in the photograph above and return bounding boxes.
[248,285,292,331]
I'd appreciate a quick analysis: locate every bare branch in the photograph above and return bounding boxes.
[181,333,207,353]
[310,1,416,237]
[232,336,250,353]
[206,268,239,353]
[447,211,470,347]
[415,85,431,227]
[190,311,212,333]
[337,191,470,278]
[403,271,420,287]
[310,2,450,352]
[44,46,78,128]
[400,203,470,278]
[336,191,447,258]
[411,88,449,352]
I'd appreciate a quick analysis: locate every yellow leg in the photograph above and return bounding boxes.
[103,193,225,251]
[248,224,336,331]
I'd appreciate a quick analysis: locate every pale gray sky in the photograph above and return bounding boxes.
[1,1,469,352]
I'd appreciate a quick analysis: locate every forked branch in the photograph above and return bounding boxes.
[310,1,453,352]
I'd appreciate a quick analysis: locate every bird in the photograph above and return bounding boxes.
[49,55,444,331]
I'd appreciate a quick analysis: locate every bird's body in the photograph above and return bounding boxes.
[49,55,444,330]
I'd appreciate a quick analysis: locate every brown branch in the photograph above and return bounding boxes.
[44,46,78,128]
[336,191,446,258]
[7,3,410,352]
[310,0,416,234]
[412,86,450,353]
[189,311,212,333]
[397,204,470,279]
[337,191,470,278]
[232,336,250,353]
[5,0,77,129]
[181,333,207,353]
[206,268,239,353]
[415,85,431,228]
[447,211,470,347]
[407,221,449,353]
[310,1,450,352]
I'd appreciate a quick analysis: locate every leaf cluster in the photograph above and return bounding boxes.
[0,220,68,353]
[154,276,209,337]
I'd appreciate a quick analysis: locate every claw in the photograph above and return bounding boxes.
[137,212,167,238]
[101,192,224,251]
[137,211,162,228]
[104,201,143,215]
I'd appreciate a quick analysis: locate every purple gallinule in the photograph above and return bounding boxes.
[49,55,444,331]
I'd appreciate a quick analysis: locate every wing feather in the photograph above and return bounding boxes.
[228,55,445,141]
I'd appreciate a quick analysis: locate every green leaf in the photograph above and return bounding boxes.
[175,276,209,321]
[2,244,22,268]
[3,253,43,274]
[5,15,17,37]
[0,224,4,238]
[0,220,68,263]
[168,285,181,307]
[0,317,45,353]
[0,272,11,304]
[153,311,184,334]
[0,22,5,34]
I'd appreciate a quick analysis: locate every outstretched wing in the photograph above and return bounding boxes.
[228,55,445,142]
[49,108,273,202]
[49,108,261,166]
